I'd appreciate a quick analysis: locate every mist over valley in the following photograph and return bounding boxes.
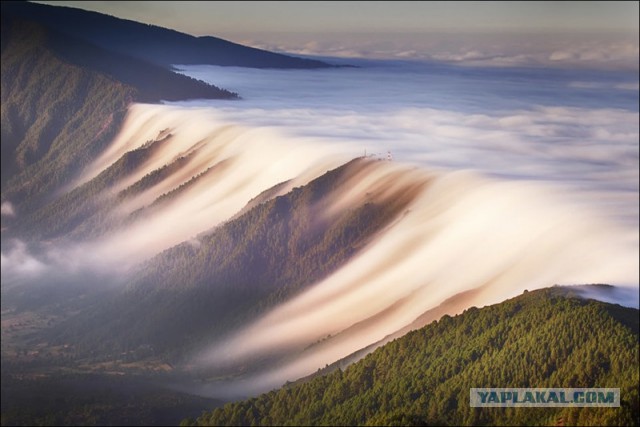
[1,2,638,426]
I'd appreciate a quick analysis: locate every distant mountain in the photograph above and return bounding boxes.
[3,1,333,69]
[190,287,639,426]
[0,13,235,212]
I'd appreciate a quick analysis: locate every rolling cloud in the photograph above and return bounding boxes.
[195,162,638,395]
[170,61,638,395]
[3,58,637,398]
[173,63,639,229]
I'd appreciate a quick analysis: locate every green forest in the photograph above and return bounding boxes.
[188,287,639,426]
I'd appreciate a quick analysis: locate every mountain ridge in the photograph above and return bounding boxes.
[4,1,334,69]
[48,158,426,359]
[0,14,235,213]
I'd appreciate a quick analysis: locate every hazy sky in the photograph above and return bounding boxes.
[37,1,639,36]
[35,1,639,68]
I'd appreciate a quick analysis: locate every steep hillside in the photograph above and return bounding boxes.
[3,1,333,69]
[51,158,425,358]
[1,16,235,212]
[1,18,130,199]
[191,287,639,426]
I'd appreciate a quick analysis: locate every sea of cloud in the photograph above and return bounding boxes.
[172,59,639,228]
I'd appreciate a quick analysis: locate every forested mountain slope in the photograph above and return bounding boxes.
[191,287,639,426]
[1,15,234,212]
[51,158,424,358]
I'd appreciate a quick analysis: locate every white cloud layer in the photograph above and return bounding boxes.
[173,63,639,228]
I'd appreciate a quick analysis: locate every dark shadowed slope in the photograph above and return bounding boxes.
[3,1,333,69]
[0,374,223,427]
[0,15,235,213]
[191,287,639,426]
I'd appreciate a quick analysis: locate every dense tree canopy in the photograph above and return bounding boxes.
[190,287,639,426]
